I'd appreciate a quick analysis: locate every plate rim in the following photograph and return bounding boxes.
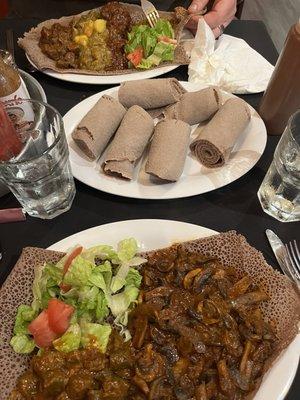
[63,82,267,200]
[47,219,299,400]
[47,218,218,251]
[26,54,179,85]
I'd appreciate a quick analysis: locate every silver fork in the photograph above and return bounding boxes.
[5,29,15,62]
[285,240,300,281]
[141,0,160,28]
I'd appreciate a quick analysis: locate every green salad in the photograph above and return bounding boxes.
[125,19,177,69]
[10,238,145,355]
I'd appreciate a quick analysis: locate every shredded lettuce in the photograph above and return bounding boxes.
[138,42,175,69]
[96,291,109,322]
[10,238,143,354]
[81,245,118,264]
[10,334,36,354]
[80,322,112,352]
[154,19,174,38]
[31,262,61,311]
[63,256,94,287]
[125,268,143,288]
[13,305,37,335]
[89,269,108,292]
[53,323,81,352]
[125,19,175,69]
[109,285,139,318]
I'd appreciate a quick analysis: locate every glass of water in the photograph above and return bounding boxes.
[258,109,300,222]
[0,99,76,219]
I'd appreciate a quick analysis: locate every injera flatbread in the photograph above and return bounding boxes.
[118,78,186,117]
[1,233,299,399]
[164,86,221,125]
[190,97,251,168]
[141,230,300,400]
[71,95,126,160]
[0,247,64,399]
[103,105,154,180]
[17,3,190,76]
[145,119,191,181]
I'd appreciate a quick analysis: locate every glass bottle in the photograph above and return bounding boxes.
[0,50,30,103]
[259,21,300,135]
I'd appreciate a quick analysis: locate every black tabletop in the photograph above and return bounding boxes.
[0,15,299,399]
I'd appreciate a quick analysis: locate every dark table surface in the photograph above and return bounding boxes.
[0,14,299,399]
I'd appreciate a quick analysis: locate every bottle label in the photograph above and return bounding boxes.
[0,80,34,129]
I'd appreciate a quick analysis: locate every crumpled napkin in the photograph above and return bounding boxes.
[188,18,274,94]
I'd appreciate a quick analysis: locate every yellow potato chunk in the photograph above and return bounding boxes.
[74,34,89,47]
[94,19,107,33]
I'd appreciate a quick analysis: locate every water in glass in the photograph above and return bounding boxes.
[258,110,300,222]
[0,99,75,219]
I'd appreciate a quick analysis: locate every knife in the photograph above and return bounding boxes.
[265,229,296,282]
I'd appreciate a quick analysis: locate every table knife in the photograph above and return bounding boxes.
[265,229,296,282]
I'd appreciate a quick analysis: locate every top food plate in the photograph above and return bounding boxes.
[20,2,191,84]
[63,81,267,199]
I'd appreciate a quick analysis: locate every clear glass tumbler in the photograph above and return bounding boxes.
[258,109,300,222]
[0,99,76,219]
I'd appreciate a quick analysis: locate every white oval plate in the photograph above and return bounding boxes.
[27,55,179,85]
[63,81,267,200]
[48,219,300,400]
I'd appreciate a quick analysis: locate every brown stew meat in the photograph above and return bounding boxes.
[38,1,132,72]
[128,246,276,399]
[11,247,276,399]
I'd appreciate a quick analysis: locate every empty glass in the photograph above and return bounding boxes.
[258,109,300,222]
[0,99,76,219]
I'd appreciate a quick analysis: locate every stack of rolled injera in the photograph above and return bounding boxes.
[164,86,221,125]
[71,95,126,160]
[145,119,191,182]
[102,105,154,180]
[190,97,251,168]
[118,78,186,117]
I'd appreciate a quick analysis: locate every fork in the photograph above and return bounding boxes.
[5,29,15,62]
[141,0,160,28]
[141,0,207,29]
[285,240,300,281]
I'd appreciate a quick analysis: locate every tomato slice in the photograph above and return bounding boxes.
[47,299,74,335]
[127,47,144,67]
[63,246,83,275]
[59,246,83,293]
[28,310,58,348]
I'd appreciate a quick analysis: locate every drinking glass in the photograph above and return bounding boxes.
[258,109,300,222]
[0,99,76,219]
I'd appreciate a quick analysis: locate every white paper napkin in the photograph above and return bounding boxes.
[188,18,275,94]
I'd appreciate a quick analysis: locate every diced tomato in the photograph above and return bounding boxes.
[63,246,83,275]
[47,299,74,335]
[28,310,58,348]
[60,283,72,293]
[127,47,144,67]
[157,35,177,45]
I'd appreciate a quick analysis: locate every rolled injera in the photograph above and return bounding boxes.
[118,78,186,115]
[102,105,154,180]
[164,86,221,125]
[145,119,191,182]
[190,97,251,168]
[71,95,126,160]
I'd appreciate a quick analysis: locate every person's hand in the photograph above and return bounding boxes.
[186,0,237,37]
